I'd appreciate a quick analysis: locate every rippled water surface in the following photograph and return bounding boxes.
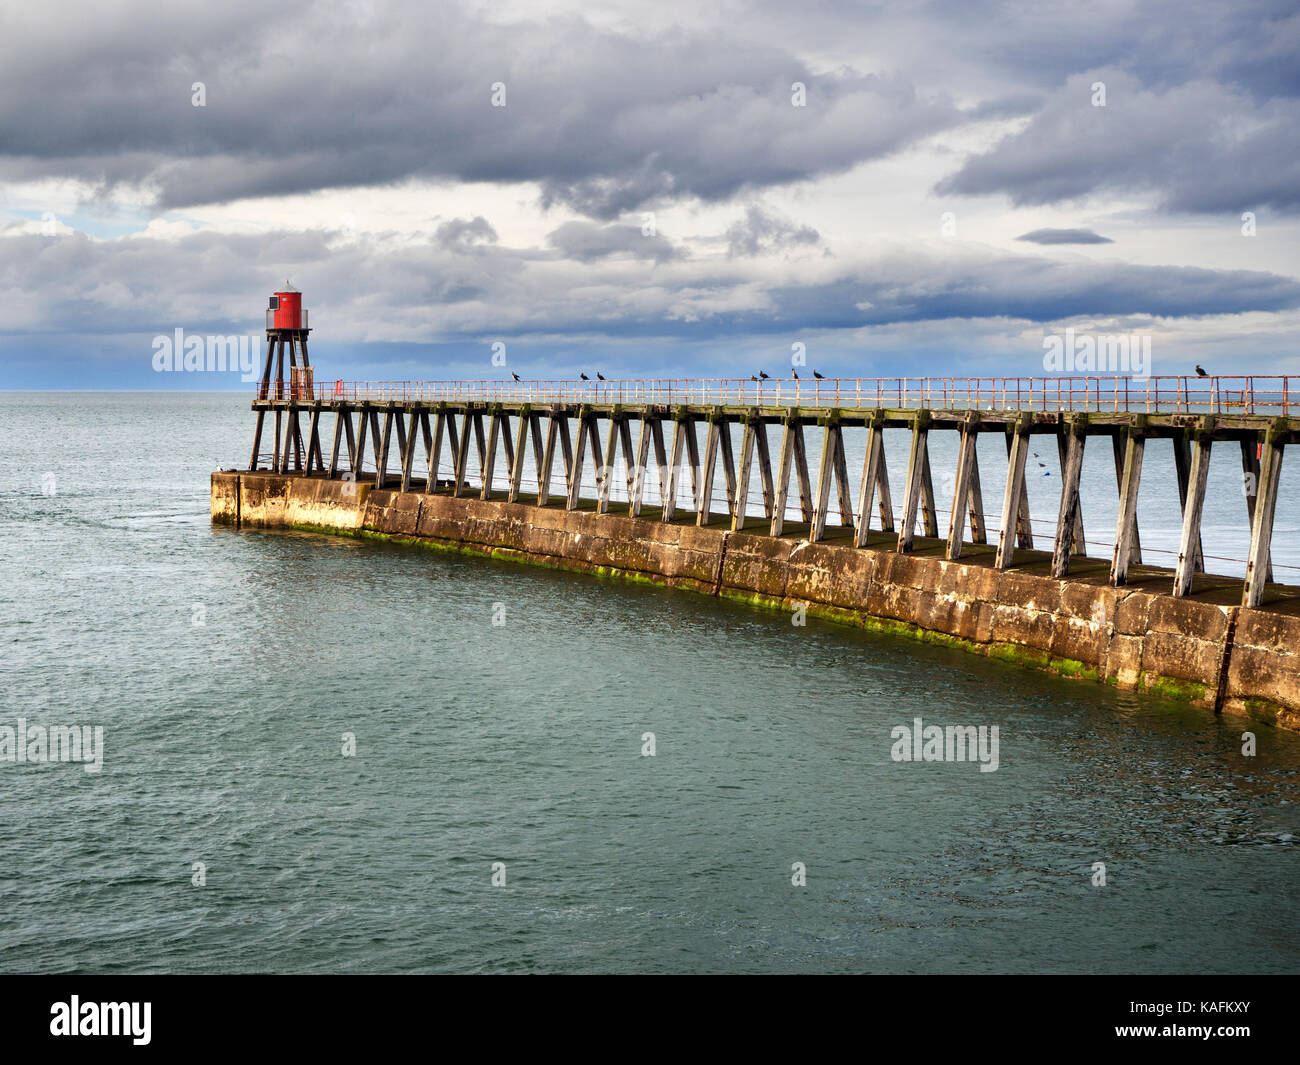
[1,393,1297,974]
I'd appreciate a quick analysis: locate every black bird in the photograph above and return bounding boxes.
[813,370,824,379]
[1195,364,1208,377]
[792,370,799,380]
[511,372,520,382]
[759,371,770,379]
[597,372,605,380]
[750,375,758,381]
[580,373,589,380]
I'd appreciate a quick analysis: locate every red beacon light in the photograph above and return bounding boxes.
[267,281,307,330]
[255,280,314,403]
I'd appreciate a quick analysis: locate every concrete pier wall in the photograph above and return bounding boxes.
[212,471,1300,732]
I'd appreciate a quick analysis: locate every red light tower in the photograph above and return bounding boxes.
[250,282,319,471]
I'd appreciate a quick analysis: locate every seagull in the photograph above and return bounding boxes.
[813,370,824,379]
[511,372,520,381]
[759,371,770,379]
[580,373,589,380]
[597,372,605,380]
[1195,364,1208,377]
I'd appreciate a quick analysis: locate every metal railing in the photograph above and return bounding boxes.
[254,375,1297,415]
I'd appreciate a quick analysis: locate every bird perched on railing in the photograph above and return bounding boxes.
[580,373,589,380]
[511,372,520,381]
[597,372,605,380]
[813,370,824,379]
[792,370,799,380]
[759,371,770,379]
[1196,365,1208,377]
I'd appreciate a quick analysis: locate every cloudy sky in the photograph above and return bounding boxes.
[2,0,1298,388]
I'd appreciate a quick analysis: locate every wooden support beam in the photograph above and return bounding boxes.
[618,416,635,502]
[1057,430,1085,555]
[279,409,295,474]
[1051,425,1086,578]
[995,421,1030,569]
[732,420,756,531]
[452,409,472,497]
[650,418,669,515]
[919,447,939,539]
[507,411,529,502]
[630,415,653,517]
[1243,434,1283,608]
[966,441,986,545]
[1111,434,1141,564]
[566,413,593,511]
[771,418,797,537]
[305,407,322,473]
[557,414,574,499]
[697,417,721,526]
[353,407,369,478]
[481,412,502,500]
[831,424,853,527]
[755,422,775,520]
[418,411,433,490]
[501,414,515,478]
[528,414,544,494]
[810,421,840,542]
[1173,431,1205,573]
[897,421,929,553]
[368,409,383,483]
[249,409,265,471]
[875,434,895,534]
[682,415,701,516]
[946,416,978,560]
[597,413,620,514]
[537,415,559,506]
[272,410,282,474]
[1240,438,1272,584]
[471,411,488,487]
[393,409,408,483]
[719,419,737,516]
[662,415,687,523]
[375,410,393,488]
[1173,437,1213,597]
[425,409,446,491]
[1002,430,1032,550]
[327,408,344,477]
[853,420,885,547]
[791,422,813,525]
[1109,431,1146,586]
[399,410,418,492]
[344,407,358,475]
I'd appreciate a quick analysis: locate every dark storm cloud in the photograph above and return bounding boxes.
[3,229,1297,346]
[0,0,960,217]
[725,206,820,258]
[435,217,499,250]
[1016,228,1112,245]
[546,221,680,264]
[937,72,1300,213]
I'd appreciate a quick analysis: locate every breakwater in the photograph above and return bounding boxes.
[212,458,1300,732]
[218,376,1300,729]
